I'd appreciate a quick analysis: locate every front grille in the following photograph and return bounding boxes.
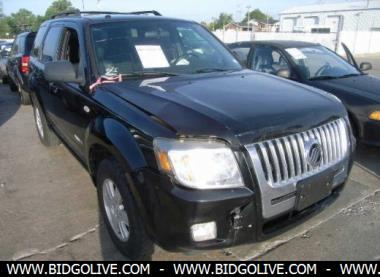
[247,118,349,187]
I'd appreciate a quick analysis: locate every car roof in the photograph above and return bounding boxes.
[45,14,195,26]
[230,40,320,49]
[16,31,36,38]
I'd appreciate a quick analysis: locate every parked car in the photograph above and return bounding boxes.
[228,40,380,146]
[0,44,12,83]
[7,31,36,105]
[29,11,355,260]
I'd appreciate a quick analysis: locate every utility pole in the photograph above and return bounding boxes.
[81,0,85,10]
[246,5,251,25]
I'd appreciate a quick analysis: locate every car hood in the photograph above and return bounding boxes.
[309,74,380,103]
[103,70,346,145]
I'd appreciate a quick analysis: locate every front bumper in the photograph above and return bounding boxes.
[360,119,380,147]
[135,155,353,252]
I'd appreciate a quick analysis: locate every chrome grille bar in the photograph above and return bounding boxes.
[248,118,349,187]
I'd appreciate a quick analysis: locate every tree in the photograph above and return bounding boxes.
[6,9,37,34]
[241,9,274,24]
[0,18,11,38]
[213,13,233,30]
[44,0,76,19]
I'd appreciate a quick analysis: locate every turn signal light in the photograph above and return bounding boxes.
[157,151,172,172]
[369,111,380,121]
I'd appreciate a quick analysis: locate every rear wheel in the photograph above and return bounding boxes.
[32,98,60,147]
[97,158,153,260]
[2,76,8,84]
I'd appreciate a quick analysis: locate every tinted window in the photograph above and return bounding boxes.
[251,45,290,74]
[31,26,48,58]
[231,47,250,64]
[11,38,18,55]
[59,28,80,64]
[18,36,26,54]
[25,34,35,55]
[90,20,241,76]
[41,27,62,63]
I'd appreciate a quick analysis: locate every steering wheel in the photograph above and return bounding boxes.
[170,51,199,66]
[315,63,332,77]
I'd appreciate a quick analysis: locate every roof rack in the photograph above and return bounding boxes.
[51,10,162,19]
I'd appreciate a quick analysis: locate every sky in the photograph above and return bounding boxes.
[3,0,347,22]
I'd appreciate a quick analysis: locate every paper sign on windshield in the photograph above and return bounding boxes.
[286,48,307,60]
[135,45,170,68]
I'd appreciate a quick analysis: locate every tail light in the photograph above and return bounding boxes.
[21,55,30,74]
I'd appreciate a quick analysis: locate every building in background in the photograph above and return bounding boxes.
[279,0,380,33]
[224,19,279,32]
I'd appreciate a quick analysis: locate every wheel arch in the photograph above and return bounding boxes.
[86,117,148,184]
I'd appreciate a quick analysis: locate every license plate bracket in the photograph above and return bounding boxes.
[295,171,334,211]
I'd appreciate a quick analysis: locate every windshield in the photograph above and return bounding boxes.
[285,46,361,80]
[90,20,241,77]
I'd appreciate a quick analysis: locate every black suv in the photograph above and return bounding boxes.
[7,31,36,105]
[29,11,354,260]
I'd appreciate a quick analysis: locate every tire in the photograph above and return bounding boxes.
[32,98,60,147]
[18,84,31,105]
[2,76,8,84]
[8,78,17,92]
[96,158,154,260]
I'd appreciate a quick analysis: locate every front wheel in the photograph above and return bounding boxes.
[97,158,154,260]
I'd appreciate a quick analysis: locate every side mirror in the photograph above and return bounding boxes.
[360,62,372,71]
[276,68,291,79]
[44,61,83,84]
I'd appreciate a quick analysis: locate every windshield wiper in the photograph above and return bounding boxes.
[309,75,338,81]
[195,68,231,74]
[121,72,179,79]
[336,73,361,79]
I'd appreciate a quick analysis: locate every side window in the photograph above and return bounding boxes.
[251,45,290,75]
[41,27,63,63]
[11,37,19,55]
[231,47,250,65]
[59,28,80,65]
[18,36,26,54]
[31,26,48,58]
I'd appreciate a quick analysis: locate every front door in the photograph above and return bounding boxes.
[47,24,95,160]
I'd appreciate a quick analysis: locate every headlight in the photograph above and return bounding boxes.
[369,111,380,121]
[153,138,244,190]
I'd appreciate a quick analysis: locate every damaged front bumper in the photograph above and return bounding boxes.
[135,154,353,252]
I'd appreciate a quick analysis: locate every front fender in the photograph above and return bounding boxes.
[86,117,147,175]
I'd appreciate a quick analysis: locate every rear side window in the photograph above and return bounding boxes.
[41,27,63,63]
[31,26,48,58]
[25,34,35,55]
[10,37,19,55]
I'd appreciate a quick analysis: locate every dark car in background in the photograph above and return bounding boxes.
[7,31,36,105]
[0,43,13,84]
[228,40,380,146]
[28,11,354,260]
